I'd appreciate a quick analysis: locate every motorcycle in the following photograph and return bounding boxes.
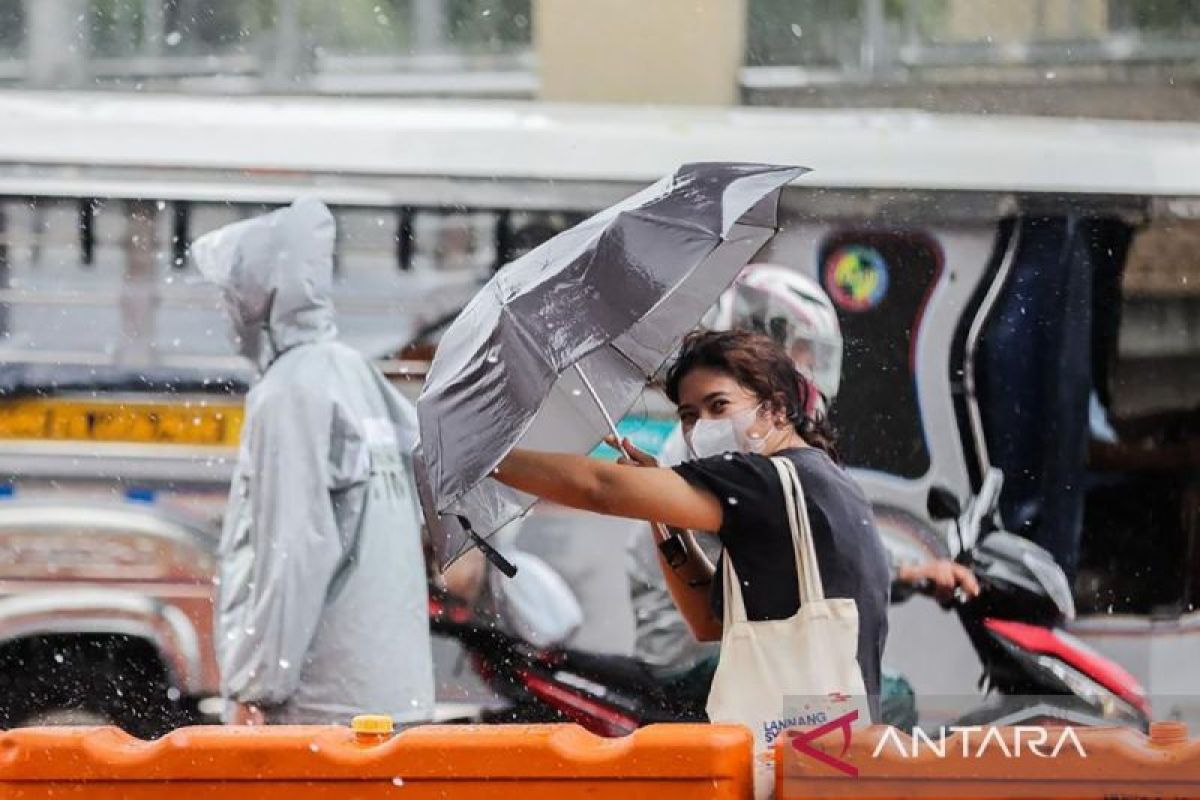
[428,589,704,736]
[918,468,1151,730]
[430,467,1151,735]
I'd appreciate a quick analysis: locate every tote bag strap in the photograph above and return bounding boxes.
[771,456,826,605]
[720,546,750,626]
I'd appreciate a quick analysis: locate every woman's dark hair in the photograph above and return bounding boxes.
[664,329,840,461]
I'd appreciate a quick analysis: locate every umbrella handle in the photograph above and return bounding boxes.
[571,364,681,548]
[457,516,518,578]
[572,364,625,448]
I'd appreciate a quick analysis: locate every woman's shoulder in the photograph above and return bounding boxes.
[778,448,871,501]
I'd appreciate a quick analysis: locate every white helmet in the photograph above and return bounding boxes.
[704,263,844,404]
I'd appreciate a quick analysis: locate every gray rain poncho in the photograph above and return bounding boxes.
[193,197,434,724]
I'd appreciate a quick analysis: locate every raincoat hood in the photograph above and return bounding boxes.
[192,196,337,369]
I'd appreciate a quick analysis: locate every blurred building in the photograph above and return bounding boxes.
[2,1,1198,120]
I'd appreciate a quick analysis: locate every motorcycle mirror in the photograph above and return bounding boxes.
[927,486,962,521]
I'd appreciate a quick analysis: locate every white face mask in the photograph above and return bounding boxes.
[684,403,771,460]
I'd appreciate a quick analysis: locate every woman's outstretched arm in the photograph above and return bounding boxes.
[496,446,724,640]
[495,449,724,533]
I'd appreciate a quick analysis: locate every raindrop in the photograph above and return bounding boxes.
[481,8,492,16]
[571,388,582,396]
[1045,71,1057,80]
[155,200,167,211]
[309,742,320,753]
[723,453,734,460]
[165,31,182,47]
[790,23,803,38]
[53,653,65,664]
[486,352,500,365]
[245,625,256,636]
[392,777,405,787]
[727,496,739,506]
[167,686,181,701]
[279,659,291,670]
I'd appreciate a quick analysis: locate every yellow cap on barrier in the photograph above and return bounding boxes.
[350,715,394,745]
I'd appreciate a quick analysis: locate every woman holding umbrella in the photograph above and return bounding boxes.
[493,327,892,724]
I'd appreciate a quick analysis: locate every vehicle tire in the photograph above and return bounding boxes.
[0,633,191,739]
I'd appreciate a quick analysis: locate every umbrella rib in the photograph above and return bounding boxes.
[607,341,656,381]
[618,207,721,239]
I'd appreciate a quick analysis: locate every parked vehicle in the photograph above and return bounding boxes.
[0,501,219,737]
[919,470,1151,730]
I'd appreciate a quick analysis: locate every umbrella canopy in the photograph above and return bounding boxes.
[415,162,808,569]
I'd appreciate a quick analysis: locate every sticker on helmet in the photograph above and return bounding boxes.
[823,245,889,312]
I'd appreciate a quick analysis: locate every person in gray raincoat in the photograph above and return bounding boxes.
[193,197,435,725]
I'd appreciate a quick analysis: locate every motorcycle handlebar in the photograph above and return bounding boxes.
[914,576,985,609]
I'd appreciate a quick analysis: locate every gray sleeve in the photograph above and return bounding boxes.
[221,388,348,706]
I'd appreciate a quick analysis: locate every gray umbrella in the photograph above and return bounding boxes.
[414,162,808,571]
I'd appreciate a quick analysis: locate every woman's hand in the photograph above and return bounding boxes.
[897,559,980,603]
[604,436,658,468]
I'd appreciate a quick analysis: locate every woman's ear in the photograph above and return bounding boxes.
[768,394,791,427]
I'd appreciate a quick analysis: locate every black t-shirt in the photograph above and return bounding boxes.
[673,447,891,718]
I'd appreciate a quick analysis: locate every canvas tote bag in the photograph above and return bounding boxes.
[705,456,870,798]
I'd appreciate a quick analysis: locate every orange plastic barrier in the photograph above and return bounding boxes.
[778,721,1200,799]
[0,722,753,800]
